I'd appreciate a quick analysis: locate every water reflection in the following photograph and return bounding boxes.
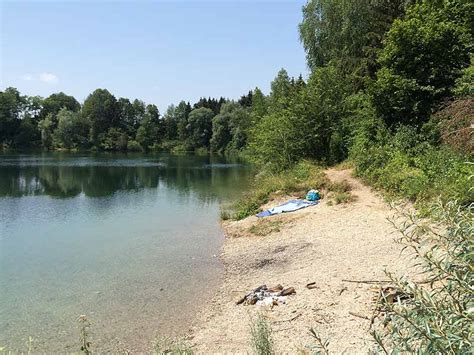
[0,152,253,352]
[0,153,252,201]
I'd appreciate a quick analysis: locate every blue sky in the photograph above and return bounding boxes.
[0,0,308,110]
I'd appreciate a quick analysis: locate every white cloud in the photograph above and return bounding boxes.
[39,72,59,84]
[21,74,33,81]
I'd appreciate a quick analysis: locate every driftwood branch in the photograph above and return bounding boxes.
[349,311,370,320]
[342,279,392,284]
[271,313,302,323]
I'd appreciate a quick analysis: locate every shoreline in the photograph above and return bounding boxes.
[188,168,417,352]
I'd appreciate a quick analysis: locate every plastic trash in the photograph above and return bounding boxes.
[306,189,320,201]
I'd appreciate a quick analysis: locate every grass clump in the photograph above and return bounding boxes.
[78,315,92,355]
[220,208,233,221]
[248,220,284,236]
[332,191,355,205]
[249,314,274,355]
[231,160,328,220]
[328,179,352,193]
[372,200,473,353]
[153,337,193,355]
[326,179,356,205]
[332,160,354,171]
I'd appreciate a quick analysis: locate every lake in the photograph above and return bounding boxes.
[0,152,252,352]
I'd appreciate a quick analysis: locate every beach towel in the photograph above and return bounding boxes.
[256,199,317,218]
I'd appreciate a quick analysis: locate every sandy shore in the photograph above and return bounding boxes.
[188,168,417,353]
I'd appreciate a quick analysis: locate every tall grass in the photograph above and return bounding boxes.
[372,200,473,353]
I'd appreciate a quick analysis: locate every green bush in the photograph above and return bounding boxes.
[249,314,274,355]
[373,200,473,353]
[351,124,473,206]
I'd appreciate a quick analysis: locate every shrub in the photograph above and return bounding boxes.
[351,121,473,206]
[373,200,473,353]
[249,314,274,355]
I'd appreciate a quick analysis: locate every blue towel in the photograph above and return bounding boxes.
[256,199,317,218]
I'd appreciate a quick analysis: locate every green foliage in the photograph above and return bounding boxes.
[332,191,353,204]
[53,108,89,149]
[326,179,355,204]
[246,64,354,170]
[40,92,80,122]
[38,114,55,149]
[186,107,214,149]
[373,200,474,353]
[370,68,434,126]
[299,0,409,77]
[249,314,274,355]
[163,104,179,140]
[454,58,474,97]
[101,127,128,151]
[268,68,293,113]
[12,116,39,148]
[82,89,119,146]
[250,87,268,123]
[136,104,161,151]
[247,111,306,170]
[210,102,251,153]
[372,2,471,125]
[351,123,473,205]
[0,87,26,146]
[126,140,142,152]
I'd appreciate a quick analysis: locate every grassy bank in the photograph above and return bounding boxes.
[222,160,359,221]
[221,160,328,220]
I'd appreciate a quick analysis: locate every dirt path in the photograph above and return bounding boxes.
[190,168,414,353]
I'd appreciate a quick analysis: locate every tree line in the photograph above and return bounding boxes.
[0,86,260,152]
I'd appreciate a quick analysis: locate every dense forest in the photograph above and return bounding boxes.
[1,0,472,205]
[0,86,250,153]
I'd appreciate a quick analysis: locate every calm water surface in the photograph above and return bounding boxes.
[0,152,252,352]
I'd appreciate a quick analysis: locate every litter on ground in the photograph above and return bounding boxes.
[306,189,320,201]
[236,284,296,306]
